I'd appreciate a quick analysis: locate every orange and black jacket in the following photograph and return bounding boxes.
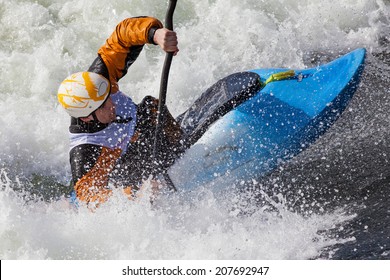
[69,17,164,206]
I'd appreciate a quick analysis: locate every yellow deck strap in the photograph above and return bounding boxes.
[263,70,296,86]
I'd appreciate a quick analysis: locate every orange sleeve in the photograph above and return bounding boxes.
[98,17,163,93]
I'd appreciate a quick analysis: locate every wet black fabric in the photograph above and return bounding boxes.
[177,71,261,148]
[88,55,110,80]
[69,144,102,186]
[113,96,182,187]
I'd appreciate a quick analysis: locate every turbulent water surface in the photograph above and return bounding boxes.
[0,0,389,259]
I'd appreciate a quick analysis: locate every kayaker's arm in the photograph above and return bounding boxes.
[96,17,163,93]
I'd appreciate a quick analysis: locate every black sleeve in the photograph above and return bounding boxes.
[69,144,102,186]
[88,55,110,81]
[148,27,159,45]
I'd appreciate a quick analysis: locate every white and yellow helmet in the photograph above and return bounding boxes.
[57,72,110,118]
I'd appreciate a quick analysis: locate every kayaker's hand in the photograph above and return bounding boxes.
[154,28,179,56]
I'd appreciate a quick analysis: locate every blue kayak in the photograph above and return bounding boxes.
[168,48,366,192]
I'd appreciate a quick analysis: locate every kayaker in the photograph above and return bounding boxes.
[57,17,182,209]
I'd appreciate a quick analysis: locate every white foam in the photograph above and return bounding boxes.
[0,172,355,259]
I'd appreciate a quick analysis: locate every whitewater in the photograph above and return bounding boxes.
[0,0,389,260]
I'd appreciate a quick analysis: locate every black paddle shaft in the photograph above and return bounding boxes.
[156,0,177,121]
[153,0,178,191]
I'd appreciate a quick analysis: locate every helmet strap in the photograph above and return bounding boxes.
[91,111,99,122]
